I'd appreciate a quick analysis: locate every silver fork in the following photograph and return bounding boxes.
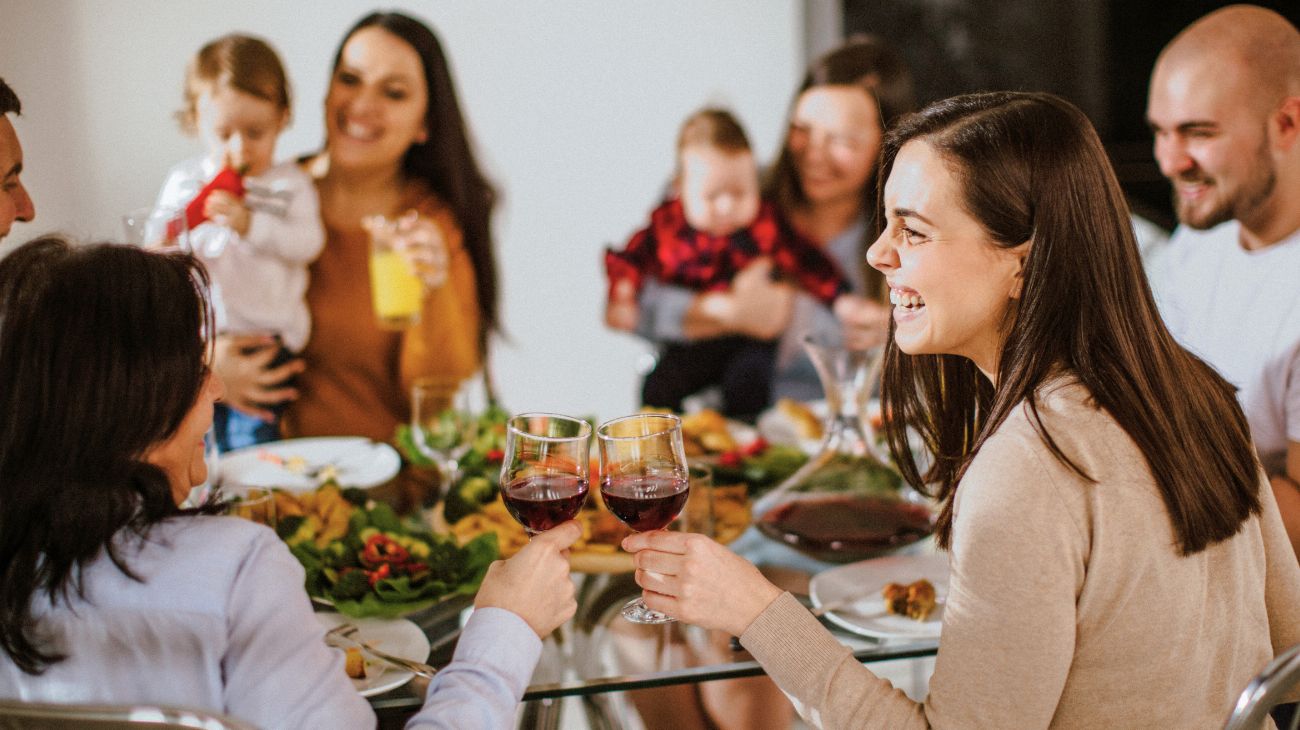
[325,623,438,679]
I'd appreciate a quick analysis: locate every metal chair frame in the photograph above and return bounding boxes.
[1226,643,1300,730]
[0,699,257,730]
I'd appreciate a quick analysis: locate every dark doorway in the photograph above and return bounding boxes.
[842,0,1300,231]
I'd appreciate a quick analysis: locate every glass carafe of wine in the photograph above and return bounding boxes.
[753,336,933,563]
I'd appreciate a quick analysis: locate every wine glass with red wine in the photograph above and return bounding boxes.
[596,413,690,624]
[500,413,592,534]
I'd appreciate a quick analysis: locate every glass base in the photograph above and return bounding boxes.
[621,596,676,624]
[376,313,420,330]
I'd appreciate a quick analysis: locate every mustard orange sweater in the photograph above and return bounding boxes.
[283,183,481,443]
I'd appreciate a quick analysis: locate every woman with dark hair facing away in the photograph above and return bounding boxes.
[622,92,1300,727]
[214,11,498,445]
[620,36,914,402]
[0,238,579,728]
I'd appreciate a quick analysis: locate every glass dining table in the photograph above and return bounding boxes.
[366,529,941,729]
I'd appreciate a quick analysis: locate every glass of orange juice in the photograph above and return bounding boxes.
[364,214,424,330]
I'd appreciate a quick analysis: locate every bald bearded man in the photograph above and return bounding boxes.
[0,78,36,241]
[1148,5,1300,557]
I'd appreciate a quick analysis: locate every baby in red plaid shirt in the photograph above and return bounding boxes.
[605,109,850,420]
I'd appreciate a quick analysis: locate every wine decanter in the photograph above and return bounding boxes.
[753,337,933,563]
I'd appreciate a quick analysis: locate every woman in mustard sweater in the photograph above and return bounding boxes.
[624,92,1300,728]
[215,11,498,444]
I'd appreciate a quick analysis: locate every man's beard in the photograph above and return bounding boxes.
[1175,140,1277,230]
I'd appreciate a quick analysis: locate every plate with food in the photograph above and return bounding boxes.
[756,398,828,454]
[316,613,430,697]
[273,485,497,618]
[809,551,948,640]
[220,437,401,491]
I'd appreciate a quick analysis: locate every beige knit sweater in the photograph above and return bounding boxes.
[741,377,1300,728]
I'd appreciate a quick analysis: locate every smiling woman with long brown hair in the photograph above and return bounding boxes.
[213,11,499,451]
[623,92,1300,728]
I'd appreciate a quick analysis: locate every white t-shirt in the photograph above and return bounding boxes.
[1152,220,1300,474]
[155,157,324,351]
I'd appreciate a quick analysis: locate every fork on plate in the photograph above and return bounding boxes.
[325,623,438,679]
[257,450,360,483]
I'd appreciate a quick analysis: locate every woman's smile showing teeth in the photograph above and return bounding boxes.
[342,119,381,141]
[889,286,925,309]
[889,285,925,321]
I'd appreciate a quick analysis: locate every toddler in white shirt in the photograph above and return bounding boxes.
[154,33,323,451]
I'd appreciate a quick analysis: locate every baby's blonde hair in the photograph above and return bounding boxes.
[177,33,291,134]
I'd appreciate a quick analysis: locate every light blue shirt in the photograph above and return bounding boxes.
[0,516,539,730]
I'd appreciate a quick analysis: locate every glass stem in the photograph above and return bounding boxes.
[435,459,454,495]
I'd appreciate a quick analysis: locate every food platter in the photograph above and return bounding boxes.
[431,496,637,573]
[268,485,495,618]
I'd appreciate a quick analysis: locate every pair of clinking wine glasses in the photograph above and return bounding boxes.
[501,412,688,624]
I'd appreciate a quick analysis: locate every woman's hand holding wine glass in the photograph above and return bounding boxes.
[596,413,692,624]
[475,520,582,639]
[621,530,783,638]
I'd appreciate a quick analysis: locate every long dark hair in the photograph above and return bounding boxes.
[765,35,915,300]
[878,92,1260,555]
[0,237,218,674]
[331,12,500,347]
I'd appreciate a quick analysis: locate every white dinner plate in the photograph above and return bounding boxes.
[315,613,431,697]
[809,551,948,641]
[727,419,758,446]
[218,437,401,491]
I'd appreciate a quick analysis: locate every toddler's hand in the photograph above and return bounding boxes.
[204,191,252,237]
[730,259,794,339]
[606,279,640,332]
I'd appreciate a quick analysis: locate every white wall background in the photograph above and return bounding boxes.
[0,1,806,421]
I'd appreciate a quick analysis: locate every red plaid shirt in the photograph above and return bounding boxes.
[605,199,849,306]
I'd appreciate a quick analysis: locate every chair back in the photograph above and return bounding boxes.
[1225,643,1300,730]
[0,699,258,730]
